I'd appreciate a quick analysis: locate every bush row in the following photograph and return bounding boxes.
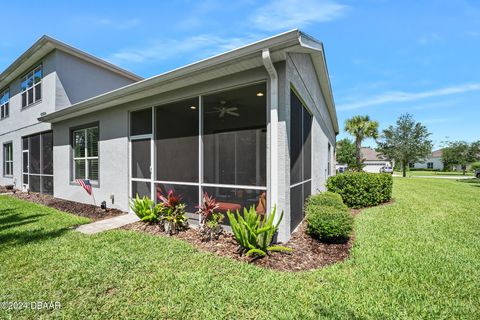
[326,172,393,208]
[305,192,353,243]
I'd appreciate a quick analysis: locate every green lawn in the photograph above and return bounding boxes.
[1,178,480,319]
[395,170,473,177]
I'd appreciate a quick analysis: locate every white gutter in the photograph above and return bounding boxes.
[262,48,279,216]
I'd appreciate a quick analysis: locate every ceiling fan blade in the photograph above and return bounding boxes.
[227,112,240,117]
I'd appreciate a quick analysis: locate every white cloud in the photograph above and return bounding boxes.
[337,83,480,111]
[417,33,442,45]
[106,34,261,64]
[251,0,349,31]
[421,117,458,124]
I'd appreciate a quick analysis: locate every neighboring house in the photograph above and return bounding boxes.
[0,36,141,195]
[1,30,338,242]
[361,147,392,173]
[411,149,444,170]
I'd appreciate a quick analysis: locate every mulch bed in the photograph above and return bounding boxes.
[122,220,353,272]
[8,192,126,221]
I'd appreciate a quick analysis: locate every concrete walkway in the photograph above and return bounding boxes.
[76,214,139,235]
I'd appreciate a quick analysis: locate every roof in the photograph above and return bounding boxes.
[431,149,443,157]
[38,29,339,134]
[0,35,142,88]
[361,147,389,162]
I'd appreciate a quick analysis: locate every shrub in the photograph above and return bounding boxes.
[306,191,347,211]
[326,172,393,208]
[196,192,224,241]
[158,190,188,234]
[471,162,480,171]
[227,206,292,257]
[129,194,162,223]
[306,204,353,242]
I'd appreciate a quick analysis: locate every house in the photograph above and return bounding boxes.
[0,36,141,194]
[1,30,338,242]
[361,147,392,173]
[411,149,444,170]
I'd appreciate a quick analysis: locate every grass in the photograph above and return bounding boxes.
[395,170,473,177]
[1,178,479,319]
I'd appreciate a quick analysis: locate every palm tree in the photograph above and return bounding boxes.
[345,115,379,170]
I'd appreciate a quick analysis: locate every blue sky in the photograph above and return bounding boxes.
[1,0,479,148]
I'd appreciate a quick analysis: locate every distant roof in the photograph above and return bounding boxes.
[0,35,142,88]
[361,147,389,161]
[38,29,339,134]
[431,149,443,157]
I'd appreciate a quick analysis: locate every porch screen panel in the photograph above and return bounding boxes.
[155,98,198,183]
[131,108,152,136]
[23,132,54,194]
[131,139,150,179]
[203,83,267,187]
[29,134,41,174]
[289,90,312,231]
[131,181,151,199]
[41,131,53,175]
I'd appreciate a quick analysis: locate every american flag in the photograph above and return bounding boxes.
[76,179,92,195]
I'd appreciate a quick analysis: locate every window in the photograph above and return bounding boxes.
[427,162,434,169]
[3,142,13,176]
[409,162,414,168]
[22,132,53,194]
[73,126,99,182]
[289,89,312,232]
[0,89,9,119]
[21,65,42,108]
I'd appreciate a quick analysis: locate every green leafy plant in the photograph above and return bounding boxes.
[129,194,162,223]
[158,190,188,234]
[306,191,347,211]
[227,206,292,258]
[327,172,393,208]
[305,196,353,243]
[196,192,224,241]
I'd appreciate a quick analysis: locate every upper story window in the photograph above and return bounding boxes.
[0,89,9,119]
[21,65,42,108]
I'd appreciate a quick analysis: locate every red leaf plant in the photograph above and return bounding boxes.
[158,189,182,209]
[196,192,220,224]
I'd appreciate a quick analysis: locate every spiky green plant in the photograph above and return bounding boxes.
[129,194,162,223]
[227,206,292,257]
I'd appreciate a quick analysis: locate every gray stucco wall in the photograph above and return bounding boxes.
[0,52,56,187]
[54,50,137,109]
[52,67,270,212]
[286,52,336,194]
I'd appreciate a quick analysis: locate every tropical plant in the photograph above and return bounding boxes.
[344,115,379,170]
[376,113,432,177]
[158,190,188,234]
[129,194,162,223]
[227,206,292,257]
[196,192,224,241]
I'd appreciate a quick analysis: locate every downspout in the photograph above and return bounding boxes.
[262,48,278,217]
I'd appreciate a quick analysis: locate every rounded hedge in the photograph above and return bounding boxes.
[305,204,353,243]
[306,191,347,211]
[326,172,393,208]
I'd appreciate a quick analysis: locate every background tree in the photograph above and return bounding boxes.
[336,138,357,169]
[344,115,379,170]
[442,140,480,174]
[376,113,432,177]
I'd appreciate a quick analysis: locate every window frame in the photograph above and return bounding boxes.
[71,123,100,185]
[427,162,434,169]
[3,142,13,177]
[0,88,9,119]
[21,64,42,108]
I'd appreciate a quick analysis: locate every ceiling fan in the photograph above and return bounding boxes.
[210,100,240,118]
